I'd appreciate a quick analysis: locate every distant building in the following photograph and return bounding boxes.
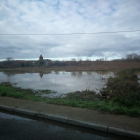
[39,55,43,60]
[44,59,52,66]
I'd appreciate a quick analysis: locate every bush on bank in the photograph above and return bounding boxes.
[100,68,140,101]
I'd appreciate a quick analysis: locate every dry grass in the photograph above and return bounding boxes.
[1,61,140,72]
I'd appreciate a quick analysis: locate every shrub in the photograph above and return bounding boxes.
[100,68,140,100]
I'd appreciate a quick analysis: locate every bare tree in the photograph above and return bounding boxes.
[6,57,13,61]
[126,53,140,61]
[86,58,91,66]
[2,57,14,68]
[71,58,76,61]
[70,58,76,66]
[77,57,82,66]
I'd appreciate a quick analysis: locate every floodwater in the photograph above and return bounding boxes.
[0,71,114,97]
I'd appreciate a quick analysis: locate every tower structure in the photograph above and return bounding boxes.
[39,55,43,60]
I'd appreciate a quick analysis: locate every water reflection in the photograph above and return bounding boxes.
[39,73,43,78]
[0,71,114,97]
[87,71,92,75]
[2,71,16,82]
[55,71,59,75]
[70,71,83,77]
[3,71,16,77]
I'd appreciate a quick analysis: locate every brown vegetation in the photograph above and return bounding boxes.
[1,61,140,72]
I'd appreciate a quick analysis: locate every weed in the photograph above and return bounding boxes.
[100,68,140,100]
[125,108,140,117]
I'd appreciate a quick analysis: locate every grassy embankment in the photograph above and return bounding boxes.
[0,68,140,117]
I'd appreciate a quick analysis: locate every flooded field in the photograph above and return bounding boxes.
[0,71,114,97]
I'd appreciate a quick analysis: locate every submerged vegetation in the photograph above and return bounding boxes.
[0,68,140,117]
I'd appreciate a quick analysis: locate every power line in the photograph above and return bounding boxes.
[0,33,139,39]
[0,30,140,36]
[0,34,134,38]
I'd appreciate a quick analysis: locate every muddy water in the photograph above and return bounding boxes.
[0,71,114,97]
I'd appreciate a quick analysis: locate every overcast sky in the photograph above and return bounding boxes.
[0,0,140,61]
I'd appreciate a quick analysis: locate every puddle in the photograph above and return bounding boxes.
[0,71,114,97]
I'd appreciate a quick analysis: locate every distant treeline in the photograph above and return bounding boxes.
[122,53,140,61]
[0,53,140,69]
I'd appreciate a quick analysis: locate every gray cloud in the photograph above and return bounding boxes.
[0,0,140,60]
